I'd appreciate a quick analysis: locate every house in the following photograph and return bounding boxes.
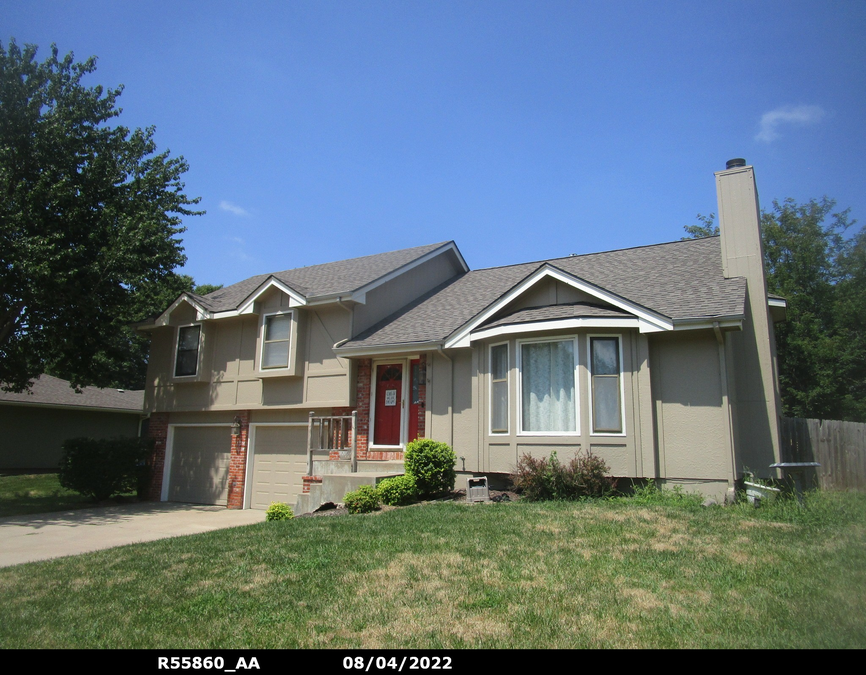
[0,375,145,470]
[139,160,785,510]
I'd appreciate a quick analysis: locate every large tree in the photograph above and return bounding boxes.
[683,198,865,422]
[0,39,202,392]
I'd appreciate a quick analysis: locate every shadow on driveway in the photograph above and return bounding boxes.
[0,502,265,567]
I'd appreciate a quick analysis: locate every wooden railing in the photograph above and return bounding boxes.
[307,411,358,477]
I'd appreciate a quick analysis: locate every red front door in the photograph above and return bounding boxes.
[374,363,403,446]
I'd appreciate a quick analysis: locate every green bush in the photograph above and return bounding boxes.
[59,436,154,502]
[404,439,456,498]
[343,484,380,514]
[513,450,614,501]
[377,474,418,506]
[265,501,294,521]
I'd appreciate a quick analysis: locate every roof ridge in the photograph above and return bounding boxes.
[267,241,453,278]
[470,236,719,273]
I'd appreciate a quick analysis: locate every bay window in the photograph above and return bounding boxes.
[590,336,623,433]
[490,343,509,434]
[519,338,578,434]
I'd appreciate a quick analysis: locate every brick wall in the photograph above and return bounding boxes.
[226,411,250,509]
[143,412,170,501]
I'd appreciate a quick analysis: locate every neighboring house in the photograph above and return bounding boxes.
[139,160,786,510]
[0,375,145,470]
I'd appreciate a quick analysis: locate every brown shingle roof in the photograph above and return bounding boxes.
[191,242,453,312]
[342,237,746,349]
[0,375,144,412]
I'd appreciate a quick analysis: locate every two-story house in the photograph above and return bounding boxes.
[139,160,785,511]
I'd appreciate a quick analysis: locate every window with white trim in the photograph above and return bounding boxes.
[261,312,293,369]
[175,324,201,377]
[590,336,623,433]
[490,343,509,434]
[520,338,578,434]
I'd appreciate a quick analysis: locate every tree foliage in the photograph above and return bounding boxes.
[684,198,865,422]
[0,39,203,392]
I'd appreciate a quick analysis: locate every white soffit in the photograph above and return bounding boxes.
[445,264,673,348]
[470,317,642,342]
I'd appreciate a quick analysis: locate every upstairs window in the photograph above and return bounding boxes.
[262,312,292,369]
[175,324,201,377]
[490,343,509,434]
[590,336,623,433]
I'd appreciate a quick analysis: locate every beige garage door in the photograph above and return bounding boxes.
[250,426,307,510]
[169,426,231,505]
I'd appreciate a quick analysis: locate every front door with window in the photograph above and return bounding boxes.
[374,363,403,446]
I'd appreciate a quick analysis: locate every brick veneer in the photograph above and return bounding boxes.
[143,412,170,501]
[226,411,250,509]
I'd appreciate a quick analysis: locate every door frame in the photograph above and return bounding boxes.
[369,358,410,449]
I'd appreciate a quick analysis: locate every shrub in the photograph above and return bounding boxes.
[377,474,418,506]
[404,439,456,498]
[59,436,154,502]
[343,484,380,514]
[265,501,294,521]
[513,450,614,501]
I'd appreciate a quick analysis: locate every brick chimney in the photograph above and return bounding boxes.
[715,160,782,475]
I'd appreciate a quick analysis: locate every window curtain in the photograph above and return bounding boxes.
[521,340,576,432]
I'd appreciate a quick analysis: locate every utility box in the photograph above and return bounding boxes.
[466,476,490,503]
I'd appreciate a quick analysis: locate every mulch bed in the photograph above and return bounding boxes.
[298,488,521,518]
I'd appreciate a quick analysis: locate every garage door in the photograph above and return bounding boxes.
[169,426,232,505]
[250,426,308,510]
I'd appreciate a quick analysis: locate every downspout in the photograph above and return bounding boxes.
[714,322,738,501]
[437,345,454,449]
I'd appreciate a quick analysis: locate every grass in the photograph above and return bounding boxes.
[1,488,864,648]
[0,472,99,518]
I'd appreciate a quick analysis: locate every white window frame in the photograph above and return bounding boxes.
[516,336,581,437]
[369,358,410,449]
[587,334,626,437]
[489,341,510,435]
[259,310,294,371]
[173,323,202,378]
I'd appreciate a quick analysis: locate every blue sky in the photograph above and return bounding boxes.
[5,1,865,287]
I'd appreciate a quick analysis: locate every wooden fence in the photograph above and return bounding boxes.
[779,417,866,491]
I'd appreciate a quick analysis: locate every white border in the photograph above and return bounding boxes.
[516,336,581,437]
[586,334,627,437]
[488,341,510,436]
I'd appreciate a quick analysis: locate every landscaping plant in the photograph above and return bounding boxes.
[59,436,153,502]
[403,439,456,498]
[265,501,294,521]
[513,450,614,501]
[343,484,380,514]
[377,474,418,506]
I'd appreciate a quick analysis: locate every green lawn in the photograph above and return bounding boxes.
[0,472,96,517]
[1,489,864,648]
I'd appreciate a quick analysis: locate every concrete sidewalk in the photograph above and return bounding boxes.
[0,502,266,567]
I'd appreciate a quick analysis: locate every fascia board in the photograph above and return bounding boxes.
[236,277,307,314]
[153,294,213,327]
[333,341,443,357]
[671,317,743,331]
[348,242,469,300]
[444,264,673,348]
[0,401,143,414]
[470,317,641,342]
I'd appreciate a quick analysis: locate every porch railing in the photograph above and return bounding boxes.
[307,411,358,476]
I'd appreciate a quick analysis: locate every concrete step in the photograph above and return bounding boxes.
[294,469,405,515]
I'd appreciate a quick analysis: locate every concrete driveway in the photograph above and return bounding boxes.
[0,502,266,568]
